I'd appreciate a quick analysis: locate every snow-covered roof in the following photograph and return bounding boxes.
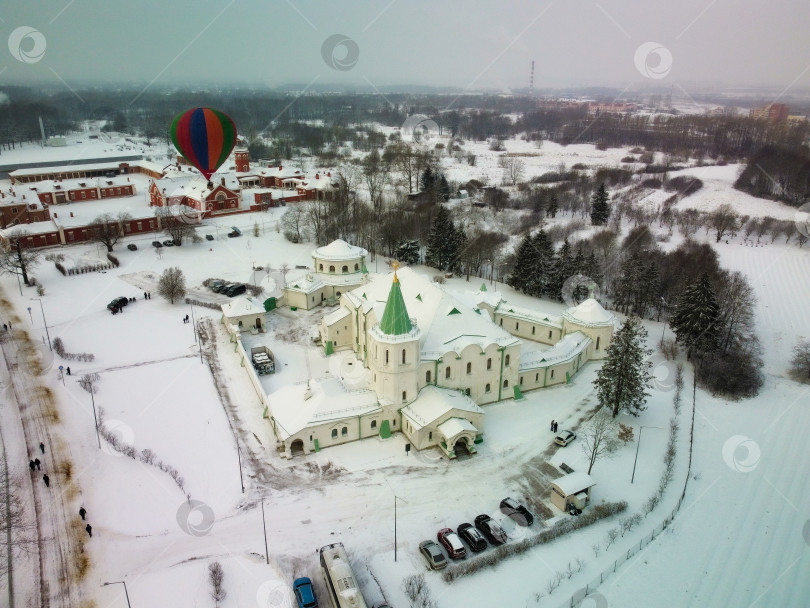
[1,220,59,237]
[562,298,615,327]
[552,471,596,496]
[344,267,519,359]
[9,158,144,178]
[323,307,351,325]
[221,296,265,318]
[437,417,479,440]
[519,331,591,370]
[401,386,483,431]
[496,301,563,329]
[285,268,366,294]
[313,239,368,261]
[268,378,380,440]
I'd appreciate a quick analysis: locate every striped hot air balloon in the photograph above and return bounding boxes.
[170,107,237,181]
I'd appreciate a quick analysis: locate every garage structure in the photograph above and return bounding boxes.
[550,471,596,512]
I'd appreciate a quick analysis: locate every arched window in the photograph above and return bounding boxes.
[341,427,348,436]
[402,391,407,401]
[549,330,552,339]
[520,376,523,385]
[371,420,377,429]
[466,362,472,374]
[426,370,431,383]
[329,265,335,272]
[504,379,509,388]
[516,322,519,330]
[487,358,492,370]
[402,349,406,364]
[319,263,323,271]
[445,366,451,379]
[596,336,601,350]
[331,429,337,438]
[551,370,555,379]
[354,263,359,271]
[532,327,536,335]
[385,349,389,364]
[429,431,432,441]
[505,354,511,366]
[342,265,348,273]
[485,383,491,392]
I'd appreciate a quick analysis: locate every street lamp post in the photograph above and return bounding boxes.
[394,495,407,562]
[261,499,269,565]
[30,298,51,351]
[631,426,663,484]
[102,581,132,608]
[189,303,198,344]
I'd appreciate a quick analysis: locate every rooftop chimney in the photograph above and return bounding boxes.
[221,177,226,186]
[70,212,74,217]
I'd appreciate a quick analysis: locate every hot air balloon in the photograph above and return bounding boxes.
[170,107,237,181]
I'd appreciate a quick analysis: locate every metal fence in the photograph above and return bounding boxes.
[558,388,697,608]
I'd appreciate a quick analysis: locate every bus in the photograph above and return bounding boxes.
[318,543,368,608]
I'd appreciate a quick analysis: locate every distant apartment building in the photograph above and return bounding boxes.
[749,103,789,123]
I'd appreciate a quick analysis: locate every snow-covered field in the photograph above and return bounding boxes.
[1,136,809,608]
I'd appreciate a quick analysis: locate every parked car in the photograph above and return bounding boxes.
[474,514,508,546]
[224,283,246,297]
[437,528,466,560]
[419,540,447,570]
[457,522,487,553]
[107,296,129,312]
[212,282,232,293]
[292,577,318,608]
[500,497,534,527]
[566,502,582,516]
[554,430,576,447]
[209,280,226,292]
[205,234,214,241]
[162,239,175,247]
[227,226,242,237]
[127,243,137,251]
[152,241,163,248]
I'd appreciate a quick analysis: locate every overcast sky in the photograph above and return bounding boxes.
[1,0,809,95]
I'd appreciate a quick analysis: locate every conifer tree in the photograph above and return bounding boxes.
[547,195,559,218]
[529,230,555,296]
[425,206,457,271]
[506,234,534,293]
[670,273,720,360]
[593,317,653,417]
[590,183,610,226]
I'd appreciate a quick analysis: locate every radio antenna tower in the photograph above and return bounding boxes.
[529,60,535,97]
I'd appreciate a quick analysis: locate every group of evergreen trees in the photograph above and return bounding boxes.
[424,206,466,272]
[506,233,602,302]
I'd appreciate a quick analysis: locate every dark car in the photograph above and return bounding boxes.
[292,577,318,608]
[500,497,534,527]
[107,296,129,311]
[437,528,466,560]
[554,430,576,447]
[474,514,508,546]
[419,540,447,570]
[205,234,214,241]
[152,241,163,248]
[566,502,582,516]
[225,283,246,297]
[209,280,226,292]
[227,226,242,237]
[162,239,176,247]
[457,522,487,553]
[127,243,137,251]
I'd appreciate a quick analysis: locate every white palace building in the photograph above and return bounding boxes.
[267,253,615,459]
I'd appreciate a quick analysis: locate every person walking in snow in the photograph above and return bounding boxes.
[34,458,40,470]
[85,524,92,537]
[550,420,555,432]
[79,507,86,520]
[43,474,50,487]
[39,442,45,454]
[29,460,36,472]
[66,367,71,376]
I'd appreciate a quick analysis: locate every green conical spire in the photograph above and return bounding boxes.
[379,270,412,336]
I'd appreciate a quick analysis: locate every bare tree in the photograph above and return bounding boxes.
[498,156,526,186]
[280,206,306,243]
[0,230,42,285]
[208,562,226,606]
[790,338,810,383]
[709,204,739,242]
[89,212,132,252]
[580,408,621,474]
[0,452,37,589]
[155,207,197,246]
[158,267,186,304]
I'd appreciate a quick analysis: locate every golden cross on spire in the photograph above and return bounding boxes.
[392,260,400,272]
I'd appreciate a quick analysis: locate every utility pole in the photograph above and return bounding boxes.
[261,499,269,565]
[236,436,244,493]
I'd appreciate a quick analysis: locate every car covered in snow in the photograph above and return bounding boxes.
[474,514,507,546]
[457,522,487,553]
[437,528,466,560]
[419,540,447,570]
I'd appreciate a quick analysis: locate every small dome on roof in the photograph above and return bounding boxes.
[312,239,368,261]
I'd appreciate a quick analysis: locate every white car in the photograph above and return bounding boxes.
[554,430,576,446]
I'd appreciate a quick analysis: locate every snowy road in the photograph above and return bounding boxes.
[0,317,88,608]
